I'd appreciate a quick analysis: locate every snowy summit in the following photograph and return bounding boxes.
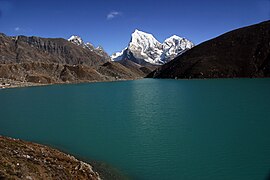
[111,29,194,65]
[68,35,111,61]
[68,35,84,46]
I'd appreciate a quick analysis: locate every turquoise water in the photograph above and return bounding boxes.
[0,79,270,180]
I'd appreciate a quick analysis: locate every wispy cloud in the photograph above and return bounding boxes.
[107,11,122,20]
[13,27,32,33]
[14,27,20,31]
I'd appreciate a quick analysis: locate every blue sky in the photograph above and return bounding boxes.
[0,0,269,55]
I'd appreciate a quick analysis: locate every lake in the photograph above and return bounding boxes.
[0,79,270,180]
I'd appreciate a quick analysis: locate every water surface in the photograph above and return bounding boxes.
[1,79,270,180]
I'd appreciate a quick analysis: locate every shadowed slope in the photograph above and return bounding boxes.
[149,21,270,79]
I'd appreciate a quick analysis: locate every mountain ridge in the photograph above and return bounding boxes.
[0,33,152,88]
[111,29,194,65]
[68,35,111,62]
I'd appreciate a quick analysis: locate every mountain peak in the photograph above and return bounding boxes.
[166,35,183,40]
[134,29,140,33]
[68,35,111,61]
[131,29,156,40]
[128,29,163,64]
[96,46,103,50]
[133,29,146,34]
[112,30,194,65]
[68,35,84,46]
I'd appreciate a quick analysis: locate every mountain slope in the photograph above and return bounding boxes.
[0,34,108,66]
[0,33,149,87]
[0,136,100,180]
[148,21,270,79]
[111,30,194,65]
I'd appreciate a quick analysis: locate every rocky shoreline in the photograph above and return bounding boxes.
[0,78,45,89]
[0,77,141,90]
[0,136,101,179]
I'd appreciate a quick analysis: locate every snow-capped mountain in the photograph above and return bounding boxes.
[111,30,194,65]
[68,35,111,61]
[161,35,194,62]
[68,35,84,46]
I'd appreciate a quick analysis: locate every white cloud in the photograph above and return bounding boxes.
[107,11,121,20]
[14,27,20,31]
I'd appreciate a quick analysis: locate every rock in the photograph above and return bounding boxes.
[0,136,101,180]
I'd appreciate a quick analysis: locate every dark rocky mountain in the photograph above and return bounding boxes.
[0,33,151,87]
[148,20,270,79]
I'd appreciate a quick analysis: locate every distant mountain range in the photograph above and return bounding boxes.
[0,29,194,87]
[148,20,270,79]
[0,33,152,86]
[1,20,269,88]
[111,29,194,65]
